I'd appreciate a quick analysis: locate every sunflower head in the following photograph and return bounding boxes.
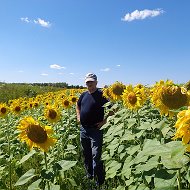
[0,103,9,117]
[26,124,47,143]
[161,85,188,109]
[109,81,126,101]
[135,84,143,89]
[17,116,56,152]
[34,102,39,108]
[173,109,190,152]
[127,92,137,105]
[102,87,113,101]
[1,107,7,114]
[122,84,147,111]
[69,95,78,105]
[48,109,57,119]
[185,81,190,91]
[62,99,71,109]
[44,105,61,123]
[10,102,22,115]
[16,106,21,111]
[150,80,190,117]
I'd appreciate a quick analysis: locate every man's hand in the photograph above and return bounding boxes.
[76,103,81,126]
[96,119,107,129]
[76,117,81,126]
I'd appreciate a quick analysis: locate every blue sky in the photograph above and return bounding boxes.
[0,0,189,87]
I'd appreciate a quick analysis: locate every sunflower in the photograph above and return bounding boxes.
[10,101,23,115]
[108,81,126,102]
[122,84,147,111]
[150,80,190,117]
[69,95,78,105]
[44,105,61,123]
[185,81,190,91]
[44,101,50,106]
[17,116,57,152]
[173,109,190,151]
[102,87,113,101]
[59,91,67,99]
[62,98,71,109]
[33,101,39,108]
[0,103,9,117]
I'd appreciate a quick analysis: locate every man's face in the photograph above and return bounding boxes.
[86,81,97,90]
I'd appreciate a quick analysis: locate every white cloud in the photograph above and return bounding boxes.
[34,18,51,28]
[116,65,121,67]
[41,73,48,76]
[50,64,66,69]
[21,17,51,28]
[18,70,24,73]
[100,68,110,72]
[20,17,30,23]
[69,73,74,75]
[122,9,164,22]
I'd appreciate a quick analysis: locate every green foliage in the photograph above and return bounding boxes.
[102,101,190,189]
[1,90,190,189]
[0,82,84,103]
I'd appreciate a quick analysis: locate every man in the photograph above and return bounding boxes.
[76,73,109,187]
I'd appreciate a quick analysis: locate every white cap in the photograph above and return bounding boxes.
[85,73,97,83]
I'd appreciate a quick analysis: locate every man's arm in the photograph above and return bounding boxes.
[76,103,81,124]
[96,110,114,129]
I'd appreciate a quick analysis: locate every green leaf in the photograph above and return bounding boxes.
[115,185,126,190]
[105,123,124,139]
[67,177,77,186]
[126,145,140,156]
[121,157,132,179]
[0,166,5,172]
[120,131,135,142]
[136,184,150,190]
[106,160,122,179]
[135,130,144,138]
[154,177,176,190]
[151,120,167,130]
[161,125,170,137]
[161,141,188,169]
[102,151,111,161]
[27,179,41,190]
[162,154,189,169]
[127,118,137,129]
[140,139,170,157]
[155,169,176,180]
[118,144,125,154]
[125,177,134,186]
[120,152,126,160]
[65,144,76,150]
[135,159,159,173]
[128,185,137,190]
[45,184,60,190]
[68,134,77,139]
[138,122,151,130]
[57,160,77,172]
[14,169,36,186]
[133,153,148,164]
[19,149,36,164]
[107,138,120,151]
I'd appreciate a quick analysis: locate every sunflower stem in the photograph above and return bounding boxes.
[177,169,182,190]
[5,117,13,190]
[8,134,12,190]
[44,152,50,190]
[137,110,140,127]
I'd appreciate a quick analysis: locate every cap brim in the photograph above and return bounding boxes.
[85,78,96,83]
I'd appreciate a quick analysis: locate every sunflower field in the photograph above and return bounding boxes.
[1,80,190,190]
